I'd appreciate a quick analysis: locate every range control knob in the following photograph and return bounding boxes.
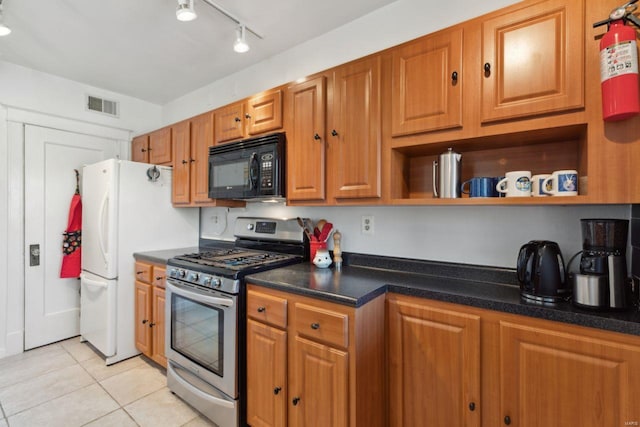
[246,223,255,231]
[202,276,212,287]
[168,268,178,278]
[187,272,199,282]
[212,278,222,288]
[178,269,186,278]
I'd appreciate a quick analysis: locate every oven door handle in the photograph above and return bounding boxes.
[166,281,234,308]
[168,362,236,409]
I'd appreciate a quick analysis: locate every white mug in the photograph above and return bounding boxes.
[496,171,531,197]
[531,174,551,197]
[542,170,578,196]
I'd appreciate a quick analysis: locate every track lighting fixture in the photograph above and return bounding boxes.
[0,0,11,36]
[176,0,197,22]
[175,0,261,53]
[233,25,249,53]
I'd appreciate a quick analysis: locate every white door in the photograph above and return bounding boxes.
[24,125,119,350]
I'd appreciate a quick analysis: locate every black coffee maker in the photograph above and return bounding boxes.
[572,219,632,310]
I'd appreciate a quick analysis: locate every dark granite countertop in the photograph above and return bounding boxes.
[133,247,200,265]
[246,253,640,337]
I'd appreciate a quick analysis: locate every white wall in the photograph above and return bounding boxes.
[201,204,631,269]
[0,61,162,135]
[162,0,520,124]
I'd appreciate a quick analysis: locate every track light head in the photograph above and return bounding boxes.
[0,1,11,36]
[233,25,249,53]
[176,0,197,22]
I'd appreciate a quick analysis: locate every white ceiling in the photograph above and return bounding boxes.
[0,0,397,104]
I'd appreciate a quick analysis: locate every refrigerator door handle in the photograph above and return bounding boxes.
[81,274,108,290]
[98,190,109,264]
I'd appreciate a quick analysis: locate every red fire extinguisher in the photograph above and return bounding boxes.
[593,0,640,121]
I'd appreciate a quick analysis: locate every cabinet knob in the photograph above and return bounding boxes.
[234,117,242,122]
[273,386,282,395]
[484,62,491,76]
[451,71,458,83]
[141,148,147,153]
[190,158,196,163]
[313,133,321,140]
[257,306,266,313]
[155,276,164,281]
[331,129,338,137]
[469,402,476,411]
[136,271,144,275]
[504,415,511,425]
[292,397,300,406]
[310,323,320,330]
[182,159,188,164]
[149,322,156,328]
[142,319,148,324]
[245,113,251,119]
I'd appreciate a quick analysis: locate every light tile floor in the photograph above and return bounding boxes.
[0,337,216,427]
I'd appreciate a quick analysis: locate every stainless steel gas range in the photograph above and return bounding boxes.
[165,217,306,427]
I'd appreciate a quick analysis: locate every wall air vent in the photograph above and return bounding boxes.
[86,95,119,117]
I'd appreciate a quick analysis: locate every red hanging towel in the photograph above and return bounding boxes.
[60,170,82,278]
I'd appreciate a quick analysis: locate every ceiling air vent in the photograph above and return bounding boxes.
[86,95,119,117]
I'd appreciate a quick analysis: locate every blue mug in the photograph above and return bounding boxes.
[461,177,500,198]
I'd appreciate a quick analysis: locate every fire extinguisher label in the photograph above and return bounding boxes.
[600,40,639,82]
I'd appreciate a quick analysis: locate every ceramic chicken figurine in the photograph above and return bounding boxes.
[332,230,342,271]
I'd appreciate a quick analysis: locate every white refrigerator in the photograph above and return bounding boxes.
[80,159,199,365]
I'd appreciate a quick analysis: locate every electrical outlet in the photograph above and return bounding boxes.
[361,215,374,235]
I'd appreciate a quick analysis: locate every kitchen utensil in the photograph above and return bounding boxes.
[432,148,462,198]
[516,240,569,303]
[297,217,315,241]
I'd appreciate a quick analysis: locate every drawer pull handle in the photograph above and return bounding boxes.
[257,306,266,313]
[156,276,164,281]
[274,387,282,395]
[292,397,300,406]
[484,62,491,77]
[504,415,511,425]
[469,402,476,411]
[136,271,144,275]
[451,71,458,82]
[310,323,320,330]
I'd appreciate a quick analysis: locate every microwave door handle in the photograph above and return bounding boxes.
[166,281,234,307]
[249,152,259,190]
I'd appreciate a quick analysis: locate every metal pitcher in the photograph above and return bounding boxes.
[433,148,462,198]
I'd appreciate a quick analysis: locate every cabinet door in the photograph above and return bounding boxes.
[151,286,167,368]
[172,120,191,205]
[247,319,287,427]
[149,127,173,165]
[134,281,152,356]
[190,111,215,204]
[152,266,166,288]
[499,321,640,427]
[214,101,246,144]
[330,56,381,199]
[286,77,326,201]
[388,296,481,427]
[481,0,584,122]
[247,90,283,136]
[289,336,348,427]
[131,135,149,163]
[392,27,463,136]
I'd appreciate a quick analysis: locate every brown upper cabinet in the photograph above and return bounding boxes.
[131,134,150,163]
[131,128,173,165]
[214,89,283,145]
[391,27,464,136]
[285,76,327,201]
[149,127,173,165]
[173,112,245,207]
[480,0,584,122]
[329,55,382,200]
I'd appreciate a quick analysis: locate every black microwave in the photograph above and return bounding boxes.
[208,132,286,200]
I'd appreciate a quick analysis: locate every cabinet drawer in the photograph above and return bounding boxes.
[247,289,287,328]
[135,262,153,284]
[293,303,348,348]
[152,266,166,288]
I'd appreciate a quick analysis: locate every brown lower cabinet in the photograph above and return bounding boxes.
[134,260,167,368]
[388,293,640,427]
[246,284,385,427]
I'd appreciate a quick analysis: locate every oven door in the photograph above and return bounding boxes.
[165,279,237,398]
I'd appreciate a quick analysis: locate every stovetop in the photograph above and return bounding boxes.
[172,248,301,272]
